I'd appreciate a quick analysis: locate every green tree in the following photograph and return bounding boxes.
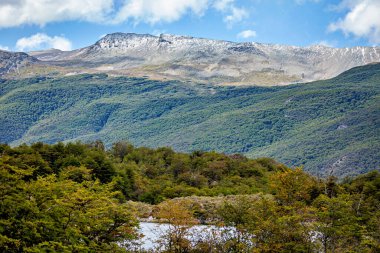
[313,194,365,253]
[111,141,134,162]
[0,160,138,252]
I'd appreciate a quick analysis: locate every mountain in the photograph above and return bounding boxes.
[1,63,379,178]
[25,32,380,86]
[0,50,39,76]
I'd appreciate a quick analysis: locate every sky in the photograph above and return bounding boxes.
[0,0,379,52]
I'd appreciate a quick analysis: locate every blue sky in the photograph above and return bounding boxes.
[0,0,379,52]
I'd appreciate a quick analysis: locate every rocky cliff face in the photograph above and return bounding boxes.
[0,50,39,76]
[14,33,380,85]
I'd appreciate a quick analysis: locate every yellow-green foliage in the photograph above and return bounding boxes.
[0,148,138,252]
[0,142,379,252]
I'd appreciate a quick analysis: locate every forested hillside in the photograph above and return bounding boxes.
[0,141,285,204]
[1,142,379,252]
[0,63,379,177]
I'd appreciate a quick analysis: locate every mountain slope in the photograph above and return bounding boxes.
[0,50,39,76]
[0,63,379,177]
[27,33,380,86]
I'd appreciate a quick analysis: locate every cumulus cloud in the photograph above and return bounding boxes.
[0,0,114,28]
[328,0,380,44]
[213,0,234,11]
[224,7,248,27]
[237,29,257,39]
[113,0,208,24]
[0,0,249,28]
[16,33,72,51]
[212,0,248,27]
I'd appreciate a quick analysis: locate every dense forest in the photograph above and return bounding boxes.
[1,63,379,177]
[1,141,379,252]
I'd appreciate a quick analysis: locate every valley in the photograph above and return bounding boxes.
[1,63,379,177]
[1,1,380,251]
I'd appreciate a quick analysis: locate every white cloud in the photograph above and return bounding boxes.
[224,6,248,27]
[0,0,114,28]
[213,0,234,11]
[0,45,9,51]
[0,0,249,28]
[16,33,72,52]
[113,0,209,24]
[328,0,380,44]
[212,0,248,27]
[237,29,257,39]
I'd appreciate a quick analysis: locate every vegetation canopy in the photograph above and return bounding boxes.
[1,63,379,177]
[0,141,379,252]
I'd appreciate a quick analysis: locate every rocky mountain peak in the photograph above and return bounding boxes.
[0,50,39,76]
[2,32,380,86]
[95,33,157,50]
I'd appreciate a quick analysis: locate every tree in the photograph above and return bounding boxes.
[155,200,198,253]
[270,167,320,205]
[0,161,138,252]
[83,150,115,183]
[111,141,134,162]
[219,193,316,252]
[312,194,364,253]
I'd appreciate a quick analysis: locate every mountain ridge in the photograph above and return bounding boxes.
[3,32,377,86]
[0,50,39,76]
